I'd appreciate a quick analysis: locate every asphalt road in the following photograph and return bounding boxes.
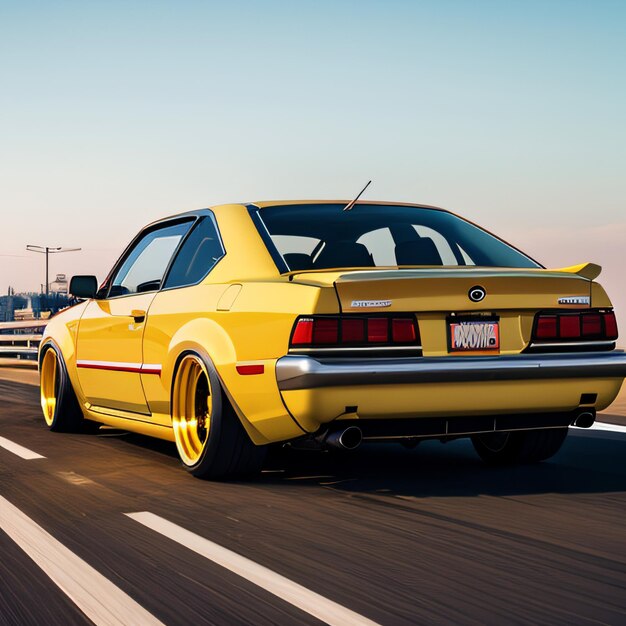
[1,376,625,625]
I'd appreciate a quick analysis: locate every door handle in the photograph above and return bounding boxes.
[131,309,146,322]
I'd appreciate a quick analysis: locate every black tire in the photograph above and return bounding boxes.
[39,344,97,433]
[471,428,568,465]
[172,352,266,480]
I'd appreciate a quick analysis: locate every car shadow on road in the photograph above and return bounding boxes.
[96,425,626,498]
[259,430,626,498]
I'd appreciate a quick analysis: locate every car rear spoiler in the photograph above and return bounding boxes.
[551,262,602,280]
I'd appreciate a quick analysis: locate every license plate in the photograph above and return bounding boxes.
[449,320,500,352]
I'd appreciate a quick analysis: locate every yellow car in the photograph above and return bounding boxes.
[39,201,626,478]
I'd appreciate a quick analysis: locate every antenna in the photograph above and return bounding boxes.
[343,180,372,211]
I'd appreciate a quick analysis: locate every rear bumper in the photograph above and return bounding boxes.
[276,350,626,391]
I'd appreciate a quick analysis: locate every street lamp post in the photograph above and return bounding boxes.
[26,245,81,298]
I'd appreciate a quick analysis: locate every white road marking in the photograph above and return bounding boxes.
[127,511,380,626]
[590,422,626,434]
[0,495,164,626]
[0,435,45,459]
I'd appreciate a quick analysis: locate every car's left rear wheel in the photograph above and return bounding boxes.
[171,353,266,479]
[171,354,212,466]
[40,344,94,432]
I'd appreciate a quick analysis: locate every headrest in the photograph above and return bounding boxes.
[313,241,374,269]
[284,253,313,271]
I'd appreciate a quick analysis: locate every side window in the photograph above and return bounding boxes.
[109,221,191,297]
[163,216,225,289]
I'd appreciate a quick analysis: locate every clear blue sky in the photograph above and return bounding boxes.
[1,0,625,327]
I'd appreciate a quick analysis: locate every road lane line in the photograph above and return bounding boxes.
[126,511,379,626]
[571,422,626,435]
[0,435,45,459]
[0,496,164,626]
[591,422,626,434]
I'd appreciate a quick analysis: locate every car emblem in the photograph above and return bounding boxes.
[351,300,392,308]
[558,296,590,305]
[468,286,486,303]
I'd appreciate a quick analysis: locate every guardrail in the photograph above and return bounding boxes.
[0,334,41,357]
[0,320,48,360]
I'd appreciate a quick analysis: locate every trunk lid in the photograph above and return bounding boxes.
[331,268,592,313]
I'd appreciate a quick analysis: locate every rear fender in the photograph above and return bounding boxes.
[164,319,303,444]
[40,302,89,406]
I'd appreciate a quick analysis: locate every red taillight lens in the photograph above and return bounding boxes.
[603,311,618,339]
[559,315,581,338]
[533,310,618,343]
[291,318,314,345]
[535,315,557,339]
[392,318,417,343]
[342,318,366,342]
[367,318,388,343]
[290,315,420,348]
[581,313,602,337]
[313,318,339,344]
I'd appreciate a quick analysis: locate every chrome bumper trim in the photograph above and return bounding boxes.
[275,351,626,391]
[528,340,615,350]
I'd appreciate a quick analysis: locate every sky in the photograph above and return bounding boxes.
[0,0,625,335]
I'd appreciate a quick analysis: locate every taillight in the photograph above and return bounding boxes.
[392,318,417,343]
[291,318,313,345]
[535,315,557,339]
[342,318,365,342]
[532,310,618,342]
[314,318,338,344]
[290,315,421,349]
[368,318,388,343]
[604,311,618,339]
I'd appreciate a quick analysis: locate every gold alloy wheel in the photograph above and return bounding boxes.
[172,355,212,466]
[40,348,58,426]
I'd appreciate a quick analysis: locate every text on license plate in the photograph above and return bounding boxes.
[449,320,500,352]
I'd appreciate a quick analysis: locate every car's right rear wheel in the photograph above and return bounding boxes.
[171,353,266,479]
[471,428,568,465]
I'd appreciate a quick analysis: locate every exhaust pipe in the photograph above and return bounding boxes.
[573,410,596,429]
[325,426,363,450]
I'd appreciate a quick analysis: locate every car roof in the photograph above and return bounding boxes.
[142,199,452,231]
[144,201,453,229]
[250,199,450,212]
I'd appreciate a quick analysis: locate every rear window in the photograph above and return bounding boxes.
[251,204,539,272]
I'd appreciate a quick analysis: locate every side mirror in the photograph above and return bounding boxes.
[69,275,98,299]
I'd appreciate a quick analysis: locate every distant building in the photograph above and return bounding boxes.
[14,307,36,321]
[0,288,71,322]
[50,273,68,295]
[0,292,27,322]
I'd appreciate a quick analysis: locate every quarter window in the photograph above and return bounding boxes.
[109,221,191,297]
[163,216,225,289]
